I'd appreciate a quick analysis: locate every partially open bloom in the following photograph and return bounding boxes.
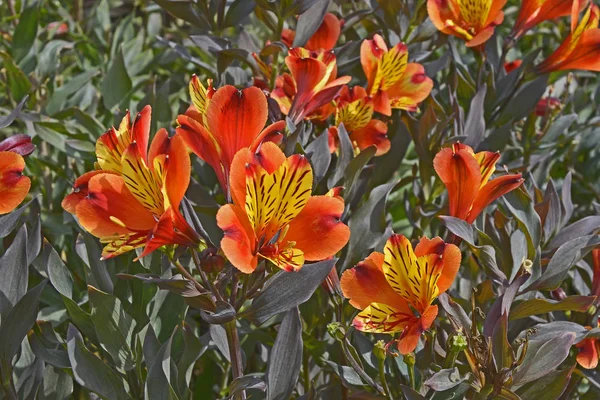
[329,86,390,156]
[216,142,350,273]
[341,234,461,354]
[513,0,587,38]
[177,80,285,196]
[281,13,342,51]
[433,143,524,224]
[427,0,506,47]
[271,48,351,124]
[0,135,34,214]
[576,319,600,369]
[62,106,202,259]
[360,34,432,116]
[536,3,600,73]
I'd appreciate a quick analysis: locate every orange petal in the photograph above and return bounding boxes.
[305,13,342,51]
[427,0,456,35]
[466,25,497,47]
[176,114,226,191]
[217,204,258,273]
[0,151,30,214]
[285,195,350,261]
[340,252,409,310]
[75,173,155,238]
[353,302,414,333]
[99,231,148,260]
[577,338,599,369]
[548,29,600,72]
[397,305,438,354]
[163,133,191,210]
[140,208,200,259]
[287,56,328,122]
[62,170,110,214]
[350,119,391,156]
[206,85,268,174]
[414,237,461,294]
[189,75,210,115]
[514,0,579,36]
[504,60,523,73]
[250,120,286,153]
[433,147,482,221]
[372,90,392,116]
[468,174,524,223]
[386,63,433,111]
[360,34,387,90]
[131,105,151,163]
[281,29,295,48]
[474,150,500,187]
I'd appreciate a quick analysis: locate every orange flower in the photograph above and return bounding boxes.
[536,3,600,73]
[427,0,506,47]
[433,143,524,224]
[0,152,30,215]
[271,48,351,124]
[177,79,285,196]
[591,249,600,303]
[281,13,343,51]
[216,142,350,273]
[62,106,202,259]
[329,86,390,156]
[576,320,600,369]
[513,0,587,38]
[341,234,461,354]
[504,59,523,73]
[360,34,433,116]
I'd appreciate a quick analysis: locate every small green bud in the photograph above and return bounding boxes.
[327,322,345,341]
[451,332,468,352]
[403,352,415,367]
[588,305,597,316]
[374,340,387,361]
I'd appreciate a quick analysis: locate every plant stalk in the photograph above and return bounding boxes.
[225,320,246,400]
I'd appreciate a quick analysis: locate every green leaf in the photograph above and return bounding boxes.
[0,225,29,314]
[0,281,46,364]
[240,259,337,325]
[516,366,574,400]
[38,366,73,400]
[75,233,114,293]
[224,0,256,28]
[424,368,467,391]
[0,95,29,129]
[504,189,541,259]
[88,286,137,370]
[46,69,99,116]
[510,296,596,320]
[497,75,548,124]
[328,123,354,188]
[102,46,132,110]
[305,129,331,186]
[40,240,74,299]
[62,296,98,344]
[177,323,206,396]
[324,361,366,387]
[229,374,266,397]
[12,5,39,63]
[512,332,575,386]
[66,325,129,400]
[292,0,330,47]
[0,50,32,101]
[266,308,303,400]
[153,0,209,28]
[463,84,486,148]
[145,328,180,400]
[529,235,600,291]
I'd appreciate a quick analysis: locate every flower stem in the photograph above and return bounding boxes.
[225,320,246,400]
[378,358,391,399]
[404,353,416,389]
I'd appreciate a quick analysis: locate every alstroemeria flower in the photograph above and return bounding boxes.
[329,86,390,156]
[341,234,461,354]
[576,320,600,369]
[433,143,524,224]
[177,82,285,196]
[360,34,433,116]
[427,0,506,47]
[63,106,202,259]
[536,3,600,73]
[281,13,343,51]
[513,0,588,38]
[535,97,562,116]
[271,48,351,124]
[0,134,34,214]
[591,249,600,305]
[216,142,350,273]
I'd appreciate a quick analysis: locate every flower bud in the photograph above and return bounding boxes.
[200,247,224,273]
[0,134,35,156]
[374,340,387,361]
[550,288,566,301]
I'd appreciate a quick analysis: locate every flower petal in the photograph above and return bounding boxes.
[414,237,461,294]
[350,119,390,156]
[433,147,482,220]
[340,251,408,310]
[385,63,433,111]
[0,134,35,156]
[0,151,30,214]
[217,204,258,273]
[206,85,269,173]
[468,174,524,223]
[62,170,111,214]
[577,338,599,369]
[189,74,210,115]
[285,195,350,261]
[75,173,155,238]
[397,305,438,354]
[353,302,413,333]
[305,13,342,51]
[95,112,131,173]
[360,34,387,88]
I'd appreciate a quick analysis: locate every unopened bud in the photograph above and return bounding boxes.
[588,305,597,316]
[551,288,566,301]
[450,332,468,352]
[374,340,387,361]
[327,322,345,341]
[522,259,533,274]
[321,265,341,296]
[200,248,224,273]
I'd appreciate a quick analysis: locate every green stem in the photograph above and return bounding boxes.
[378,358,391,399]
[303,353,312,399]
[404,353,416,389]
[225,320,246,400]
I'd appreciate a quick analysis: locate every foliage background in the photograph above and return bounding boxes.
[0,0,599,399]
